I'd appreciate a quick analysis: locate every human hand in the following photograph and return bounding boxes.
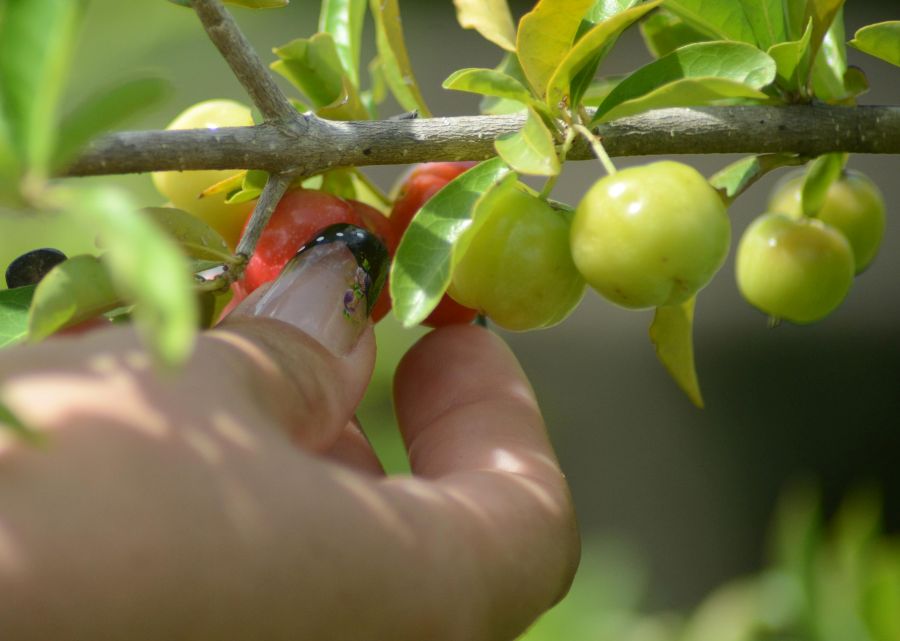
[0,228,579,641]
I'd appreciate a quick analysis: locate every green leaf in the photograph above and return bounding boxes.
[545,0,661,111]
[319,0,367,87]
[737,0,785,50]
[272,33,348,109]
[592,41,775,122]
[848,21,900,68]
[0,0,85,173]
[0,285,35,348]
[224,169,268,205]
[452,0,516,52]
[580,75,626,106]
[767,481,822,585]
[369,0,432,117]
[443,68,541,112]
[767,19,813,93]
[662,0,756,44]
[55,76,172,171]
[168,0,288,7]
[142,207,233,262]
[197,288,234,329]
[803,0,845,75]
[320,168,357,200]
[649,297,703,408]
[58,186,198,369]
[709,153,806,205]
[28,255,121,341]
[584,0,642,23]
[0,397,43,444]
[494,108,560,176]
[517,0,596,98]
[810,7,848,101]
[801,153,845,217]
[390,158,512,326]
[480,54,534,115]
[640,10,711,58]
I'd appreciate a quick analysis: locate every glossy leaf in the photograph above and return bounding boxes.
[804,0,845,73]
[768,19,813,93]
[494,108,560,176]
[59,186,197,369]
[709,153,806,205]
[452,0,516,52]
[811,7,848,101]
[0,285,35,348]
[517,0,596,98]
[0,398,43,444]
[545,0,660,111]
[28,255,121,341]
[738,0,785,50]
[480,54,533,115]
[663,0,756,44]
[319,0,367,86]
[848,21,900,68]
[55,76,171,170]
[584,0,642,23]
[391,158,512,326]
[801,153,846,217]
[443,68,540,112]
[649,297,703,408]
[592,41,775,122]
[0,0,85,172]
[369,0,432,117]
[640,10,710,58]
[143,207,233,262]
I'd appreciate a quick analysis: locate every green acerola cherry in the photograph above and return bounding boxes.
[571,161,730,309]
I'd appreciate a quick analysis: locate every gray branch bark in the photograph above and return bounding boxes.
[65,105,900,177]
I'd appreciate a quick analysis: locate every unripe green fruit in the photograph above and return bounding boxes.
[449,187,585,331]
[571,161,730,309]
[768,169,886,273]
[736,213,854,324]
[151,99,255,249]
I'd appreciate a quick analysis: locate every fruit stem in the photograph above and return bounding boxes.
[539,175,559,200]
[574,124,617,176]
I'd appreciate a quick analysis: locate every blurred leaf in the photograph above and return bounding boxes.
[517,0,596,98]
[58,186,197,369]
[142,207,233,262]
[580,75,625,106]
[848,21,900,68]
[811,8,848,102]
[709,153,805,205]
[803,0,845,78]
[592,41,775,122]
[0,285,35,348]
[841,66,869,99]
[197,288,233,329]
[361,56,388,117]
[768,19,813,93]
[0,0,85,173]
[738,0,785,50]
[0,397,43,444]
[320,168,357,200]
[443,68,542,112]
[391,158,511,326]
[649,297,703,408]
[783,0,806,40]
[767,480,821,610]
[864,544,900,641]
[801,152,845,217]
[28,255,121,341]
[55,76,172,171]
[480,53,533,115]
[640,10,710,58]
[168,0,288,7]
[319,0,367,86]
[453,0,516,52]
[349,169,391,213]
[663,0,756,44]
[369,0,432,117]
[546,1,660,111]
[494,108,560,176]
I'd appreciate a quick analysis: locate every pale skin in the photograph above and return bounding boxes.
[0,318,579,640]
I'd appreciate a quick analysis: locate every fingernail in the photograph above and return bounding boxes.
[250,224,388,356]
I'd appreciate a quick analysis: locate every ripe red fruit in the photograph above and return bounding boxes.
[390,162,478,327]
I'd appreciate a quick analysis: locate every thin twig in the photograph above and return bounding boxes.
[190,0,298,124]
[65,105,900,177]
[235,172,293,262]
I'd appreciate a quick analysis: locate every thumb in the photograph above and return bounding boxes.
[217,225,386,451]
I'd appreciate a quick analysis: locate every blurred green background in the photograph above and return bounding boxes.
[1,1,898,638]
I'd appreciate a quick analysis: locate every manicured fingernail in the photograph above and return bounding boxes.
[250,224,388,356]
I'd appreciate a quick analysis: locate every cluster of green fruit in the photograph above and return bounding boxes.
[150,99,885,332]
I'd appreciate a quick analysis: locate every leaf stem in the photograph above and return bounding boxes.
[574,124,617,176]
[235,172,293,265]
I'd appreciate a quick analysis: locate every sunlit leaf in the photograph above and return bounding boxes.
[583,0,642,23]
[391,158,512,326]
[494,108,560,176]
[545,0,660,111]
[649,297,703,408]
[0,285,35,348]
[709,154,806,205]
[848,21,900,68]
[803,0,845,75]
[443,68,542,112]
[480,53,534,115]
[319,0,367,86]
[453,0,516,52]
[0,0,85,173]
[802,153,846,217]
[663,0,756,44]
[28,255,121,341]
[768,19,813,93]
[517,0,596,98]
[592,41,775,122]
[737,0,785,50]
[640,10,710,58]
[811,7,848,102]
[580,75,626,106]
[369,0,432,117]
[57,186,197,369]
[272,33,347,109]
[55,76,172,171]
[143,207,233,262]
[225,170,268,205]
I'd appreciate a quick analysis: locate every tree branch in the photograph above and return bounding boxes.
[190,0,298,124]
[65,105,900,177]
